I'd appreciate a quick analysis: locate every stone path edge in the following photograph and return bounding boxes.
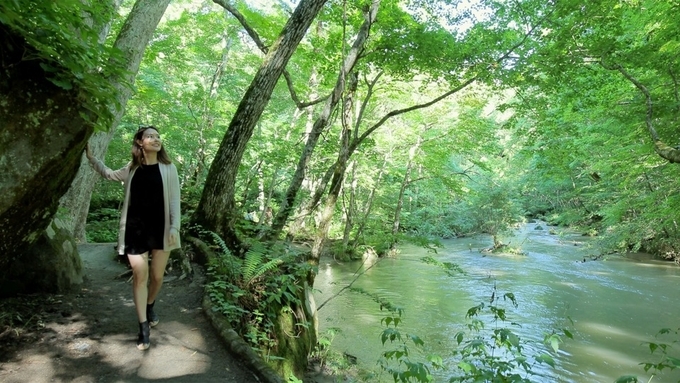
[202,294,284,383]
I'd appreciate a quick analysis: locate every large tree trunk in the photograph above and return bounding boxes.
[60,0,171,242]
[193,0,329,252]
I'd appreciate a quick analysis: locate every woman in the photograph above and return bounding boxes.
[85,125,181,350]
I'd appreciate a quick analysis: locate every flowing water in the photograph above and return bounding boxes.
[313,222,680,382]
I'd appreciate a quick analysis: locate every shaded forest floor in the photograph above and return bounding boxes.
[0,243,256,383]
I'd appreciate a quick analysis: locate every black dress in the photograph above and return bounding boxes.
[124,163,165,255]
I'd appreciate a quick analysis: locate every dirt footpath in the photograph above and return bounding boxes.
[0,243,257,383]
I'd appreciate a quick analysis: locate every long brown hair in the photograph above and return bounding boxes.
[131,126,172,170]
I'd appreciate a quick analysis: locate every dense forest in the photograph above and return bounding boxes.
[2,0,680,381]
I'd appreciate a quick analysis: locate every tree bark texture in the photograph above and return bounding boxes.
[654,141,680,163]
[194,0,329,252]
[0,0,169,293]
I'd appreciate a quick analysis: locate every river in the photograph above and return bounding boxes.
[313,222,680,382]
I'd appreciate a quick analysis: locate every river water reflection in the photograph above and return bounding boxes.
[313,222,680,382]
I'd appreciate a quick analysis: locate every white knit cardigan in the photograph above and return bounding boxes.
[89,158,181,255]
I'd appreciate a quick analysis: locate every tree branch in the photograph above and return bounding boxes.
[349,9,551,155]
[316,255,382,311]
[213,0,327,109]
[600,60,680,163]
[601,60,658,141]
[350,76,478,154]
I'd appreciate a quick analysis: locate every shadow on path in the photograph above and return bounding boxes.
[0,243,256,383]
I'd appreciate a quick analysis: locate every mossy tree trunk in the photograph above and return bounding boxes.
[269,282,318,379]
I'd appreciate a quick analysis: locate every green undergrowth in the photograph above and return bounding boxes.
[85,207,119,243]
[203,231,313,364]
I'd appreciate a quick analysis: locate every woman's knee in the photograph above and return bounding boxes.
[132,268,149,285]
[128,254,149,282]
[149,270,164,285]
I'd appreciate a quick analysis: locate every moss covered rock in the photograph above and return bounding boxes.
[2,218,83,296]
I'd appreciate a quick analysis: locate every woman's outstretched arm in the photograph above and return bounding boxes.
[85,143,130,182]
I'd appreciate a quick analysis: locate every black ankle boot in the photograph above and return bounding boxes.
[147,301,159,327]
[137,321,150,350]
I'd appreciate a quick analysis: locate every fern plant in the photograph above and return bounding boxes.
[242,241,283,286]
[204,231,312,356]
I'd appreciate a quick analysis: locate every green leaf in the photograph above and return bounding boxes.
[508,332,520,347]
[39,63,58,73]
[666,356,680,367]
[455,331,464,345]
[458,361,473,373]
[536,353,555,367]
[408,334,424,347]
[427,354,443,368]
[48,77,73,90]
[466,303,484,318]
[550,336,560,353]
[503,292,517,306]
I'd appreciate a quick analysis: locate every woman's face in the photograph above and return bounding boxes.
[137,128,162,153]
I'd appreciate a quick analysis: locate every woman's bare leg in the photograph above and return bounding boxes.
[127,252,150,322]
[147,250,170,305]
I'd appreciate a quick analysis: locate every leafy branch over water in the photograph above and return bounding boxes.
[617,327,680,383]
[448,282,573,382]
[358,276,573,382]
